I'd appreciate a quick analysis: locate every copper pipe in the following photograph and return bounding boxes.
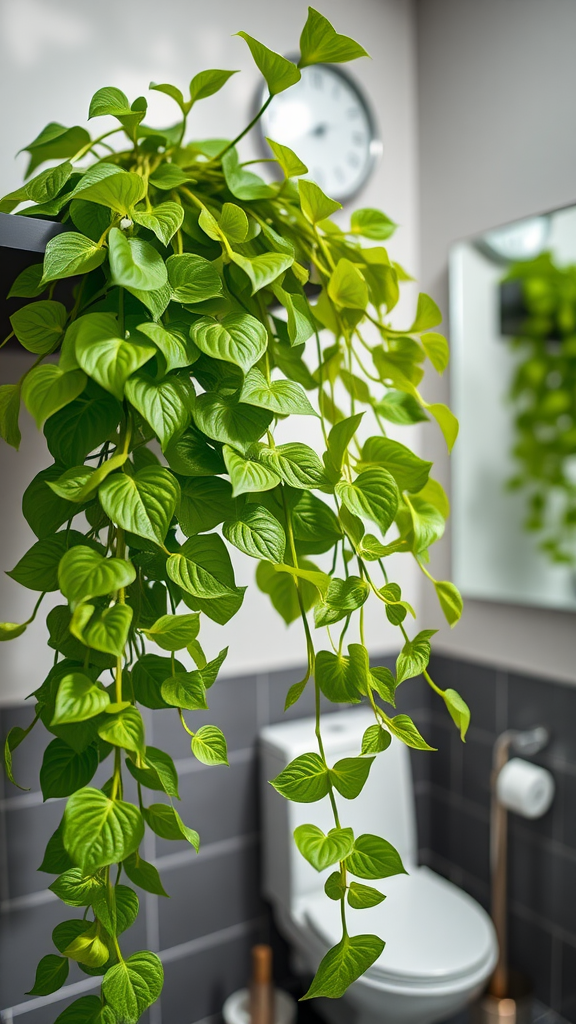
[250,944,274,1024]
[489,732,514,999]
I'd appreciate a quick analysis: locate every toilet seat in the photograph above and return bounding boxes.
[303,866,496,988]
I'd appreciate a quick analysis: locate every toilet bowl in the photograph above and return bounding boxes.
[260,708,498,1024]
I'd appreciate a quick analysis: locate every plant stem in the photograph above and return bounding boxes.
[215,94,273,160]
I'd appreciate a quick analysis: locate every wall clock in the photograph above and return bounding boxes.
[258,62,381,204]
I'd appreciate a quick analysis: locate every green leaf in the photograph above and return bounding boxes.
[191,314,266,373]
[125,746,180,798]
[149,81,185,110]
[351,208,396,240]
[52,672,110,724]
[348,882,386,909]
[0,384,21,449]
[218,202,249,243]
[133,201,184,246]
[376,390,429,426]
[40,739,98,799]
[167,533,237,600]
[256,557,319,624]
[62,923,108,969]
[194,392,272,446]
[7,264,45,298]
[324,872,346,902]
[125,373,193,450]
[360,437,432,493]
[386,713,434,750]
[22,366,87,429]
[198,647,228,688]
[189,68,239,104]
[291,490,342,554]
[177,476,238,534]
[160,670,207,710]
[294,824,354,871]
[314,576,369,627]
[48,454,127,503]
[416,477,450,519]
[435,579,463,627]
[266,138,307,177]
[137,321,198,372]
[123,851,169,896]
[26,955,69,996]
[25,159,74,203]
[52,997,102,1024]
[102,951,164,1024]
[443,688,470,740]
[325,413,364,476]
[76,172,145,214]
[396,629,436,683]
[236,32,300,94]
[88,86,130,117]
[7,531,95,592]
[328,259,368,310]
[259,442,325,489]
[346,833,407,879]
[410,292,442,332]
[75,313,155,400]
[58,546,136,610]
[361,724,391,755]
[223,505,286,562]
[143,804,199,849]
[108,228,168,292]
[91,882,139,936]
[330,756,373,799]
[44,387,122,466]
[149,163,193,189]
[421,332,449,374]
[143,613,199,651]
[42,232,106,283]
[63,788,144,872]
[336,468,399,535]
[298,179,341,224]
[166,253,223,303]
[405,495,445,553]
[270,752,329,802]
[98,707,145,754]
[302,934,384,1000]
[99,466,180,545]
[10,300,67,354]
[231,251,293,294]
[132,655,181,710]
[315,649,364,704]
[370,664,397,704]
[427,402,459,452]
[76,603,133,656]
[23,465,82,539]
[4,725,30,788]
[49,867,104,907]
[223,445,281,497]
[69,199,112,242]
[220,148,276,201]
[38,821,74,874]
[191,725,229,765]
[299,8,369,67]
[273,563,330,597]
[240,367,316,416]
[0,621,27,642]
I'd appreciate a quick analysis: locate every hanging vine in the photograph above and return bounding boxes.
[0,8,466,1020]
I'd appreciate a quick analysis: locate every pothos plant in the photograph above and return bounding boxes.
[0,8,467,1020]
[504,253,576,565]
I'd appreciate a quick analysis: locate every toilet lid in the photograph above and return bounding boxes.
[304,866,496,984]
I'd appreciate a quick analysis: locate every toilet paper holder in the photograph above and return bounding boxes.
[476,726,554,1022]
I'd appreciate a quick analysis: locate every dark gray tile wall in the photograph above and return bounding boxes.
[419,654,576,1023]
[3,653,574,1024]
[0,661,370,1024]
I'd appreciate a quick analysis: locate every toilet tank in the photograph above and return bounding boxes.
[260,708,418,917]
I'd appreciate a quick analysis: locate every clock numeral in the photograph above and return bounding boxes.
[347,152,361,169]
[352,131,365,145]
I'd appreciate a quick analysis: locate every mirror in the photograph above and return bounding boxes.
[450,205,576,612]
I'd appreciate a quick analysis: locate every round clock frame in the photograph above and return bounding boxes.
[255,59,382,205]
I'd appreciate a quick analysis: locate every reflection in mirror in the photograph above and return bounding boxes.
[450,205,576,612]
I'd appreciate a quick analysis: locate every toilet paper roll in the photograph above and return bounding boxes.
[496,757,555,819]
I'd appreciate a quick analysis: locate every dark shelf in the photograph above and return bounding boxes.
[0,210,67,346]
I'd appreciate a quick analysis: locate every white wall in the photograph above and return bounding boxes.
[0,0,419,702]
[416,0,576,683]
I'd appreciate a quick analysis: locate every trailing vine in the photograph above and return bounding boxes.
[504,253,576,565]
[0,8,467,1019]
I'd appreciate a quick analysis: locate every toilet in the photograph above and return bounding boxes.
[260,708,498,1024]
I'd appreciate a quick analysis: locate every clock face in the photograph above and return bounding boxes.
[259,64,380,203]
